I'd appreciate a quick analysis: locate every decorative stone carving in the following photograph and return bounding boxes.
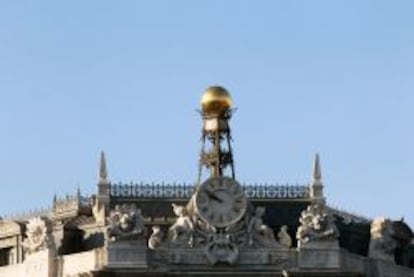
[296,203,339,247]
[247,206,278,248]
[148,226,164,250]
[23,217,51,254]
[108,204,145,241]
[204,231,239,265]
[368,217,397,262]
[278,225,292,248]
[151,198,282,265]
[168,204,194,246]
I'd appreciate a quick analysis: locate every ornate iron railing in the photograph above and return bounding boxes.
[109,182,310,199]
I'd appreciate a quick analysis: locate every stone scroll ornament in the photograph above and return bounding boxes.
[296,203,339,245]
[23,217,50,254]
[108,204,145,241]
[203,231,239,265]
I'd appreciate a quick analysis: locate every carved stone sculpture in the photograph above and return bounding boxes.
[368,217,397,262]
[23,217,50,254]
[247,206,278,247]
[148,225,164,250]
[278,225,292,248]
[150,177,285,266]
[296,203,339,246]
[168,204,194,247]
[204,232,239,265]
[108,204,145,241]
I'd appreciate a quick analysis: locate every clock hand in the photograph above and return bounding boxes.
[206,190,223,203]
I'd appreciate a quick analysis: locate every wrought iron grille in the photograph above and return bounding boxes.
[109,182,310,199]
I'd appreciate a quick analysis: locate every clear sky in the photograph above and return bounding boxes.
[0,1,413,226]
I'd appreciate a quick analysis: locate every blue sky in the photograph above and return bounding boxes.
[0,1,413,226]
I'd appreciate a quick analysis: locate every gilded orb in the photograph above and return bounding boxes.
[200,86,233,114]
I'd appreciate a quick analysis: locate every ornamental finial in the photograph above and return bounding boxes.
[198,85,236,182]
[77,185,81,198]
[313,153,322,181]
[200,86,232,115]
[310,153,324,202]
[99,151,108,184]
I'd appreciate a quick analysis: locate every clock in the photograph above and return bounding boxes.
[195,176,247,228]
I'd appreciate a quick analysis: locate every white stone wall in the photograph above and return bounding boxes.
[0,250,52,277]
[0,263,24,277]
[61,248,105,276]
[0,248,106,277]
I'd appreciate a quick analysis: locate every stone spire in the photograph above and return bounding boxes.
[95,151,110,224]
[313,153,322,181]
[77,185,81,198]
[310,153,325,203]
[99,151,108,185]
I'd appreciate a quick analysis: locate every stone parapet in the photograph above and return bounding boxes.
[60,248,106,276]
[107,241,147,268]
[298,243,340,269]
[371,259,414,277]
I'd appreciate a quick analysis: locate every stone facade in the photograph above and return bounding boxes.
[0,180,412,277]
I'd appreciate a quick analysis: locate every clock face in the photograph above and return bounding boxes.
[195,177,247,228]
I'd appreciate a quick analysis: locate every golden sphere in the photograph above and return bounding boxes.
[200,86,233,114]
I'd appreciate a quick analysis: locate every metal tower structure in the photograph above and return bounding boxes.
[198,86,236,183]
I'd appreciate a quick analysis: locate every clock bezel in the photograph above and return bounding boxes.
[195,176,247,228]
